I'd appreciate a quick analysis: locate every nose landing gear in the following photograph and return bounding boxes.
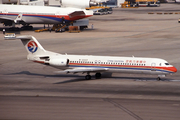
[157,75,165,81]
[157,77,161,81]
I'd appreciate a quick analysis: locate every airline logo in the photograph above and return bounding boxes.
[27,41,38,53]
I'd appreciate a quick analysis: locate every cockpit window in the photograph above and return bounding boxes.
[165,63,170,65]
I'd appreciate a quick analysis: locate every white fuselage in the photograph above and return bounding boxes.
[0,4,93,24]
[31,53,177,75]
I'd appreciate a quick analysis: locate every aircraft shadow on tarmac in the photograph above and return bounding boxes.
[6,71,90,84]
[5,71,175,84]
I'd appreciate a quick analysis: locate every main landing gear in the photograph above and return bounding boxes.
[85,72,101,80]
[85,75,91,80]
[157,77,161,81]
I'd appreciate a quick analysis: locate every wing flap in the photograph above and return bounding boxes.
[0,17,14,22]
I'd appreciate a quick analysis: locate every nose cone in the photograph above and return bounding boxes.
[173,67,177,73]
[170,66,177,73]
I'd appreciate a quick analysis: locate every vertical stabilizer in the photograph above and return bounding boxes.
[16,35,46,55]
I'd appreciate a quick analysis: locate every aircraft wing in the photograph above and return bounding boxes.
[55,67,109,74]
[0,17,14,23]
[0,14,25,25]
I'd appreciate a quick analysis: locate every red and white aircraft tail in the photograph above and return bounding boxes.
[16,35,60,63]
[17,36,46,55]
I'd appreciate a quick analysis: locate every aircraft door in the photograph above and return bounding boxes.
[151,62,156,71]
[55,11,61,18]
[2,9,8,15]
[55,11,65,23]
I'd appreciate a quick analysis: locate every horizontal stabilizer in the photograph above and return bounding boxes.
[4,34,32,40]
[5,35,46,55]
[68,10,93,20]
[69,11,85,18]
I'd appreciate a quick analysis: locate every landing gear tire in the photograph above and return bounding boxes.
[95,73,101,79]
[85,75,91,80]
[157,77,161,81]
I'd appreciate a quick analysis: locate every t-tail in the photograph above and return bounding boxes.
[16,35,47,55]
[7,35,60,63]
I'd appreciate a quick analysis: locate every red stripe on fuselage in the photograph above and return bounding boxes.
[69,63,177,73]
[30,62,177,73]
[0,13,92,21]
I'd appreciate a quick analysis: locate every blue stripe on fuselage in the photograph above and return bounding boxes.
[0,13,70,22]
[24,15,63,22]
[69,65,174,73]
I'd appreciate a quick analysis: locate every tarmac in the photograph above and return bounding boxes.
[0,3,180,120]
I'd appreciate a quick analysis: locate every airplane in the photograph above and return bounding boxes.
[0,4,93,29]
[5,35,177,80]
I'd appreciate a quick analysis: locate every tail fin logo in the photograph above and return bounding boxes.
[27,41,38,53]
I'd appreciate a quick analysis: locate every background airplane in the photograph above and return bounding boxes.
[5,35,177,80]
[0,4,93,30]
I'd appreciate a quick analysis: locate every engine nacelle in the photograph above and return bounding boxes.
[48,58,69,66]
[60,0,90,9]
